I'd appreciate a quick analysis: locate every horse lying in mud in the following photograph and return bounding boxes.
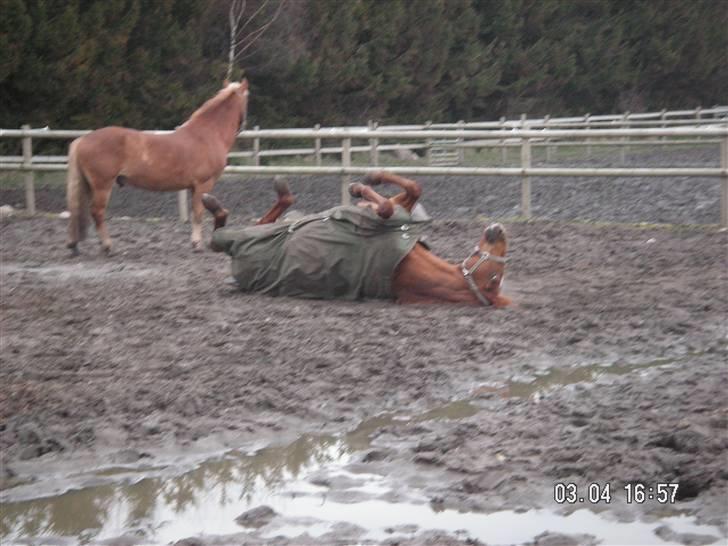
[66,79,249,255]
[203,172,511,306]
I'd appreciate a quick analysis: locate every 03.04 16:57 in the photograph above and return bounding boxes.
[554,482,680,504]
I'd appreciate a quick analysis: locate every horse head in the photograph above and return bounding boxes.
[460,223,510,307]
[225,78,249,131]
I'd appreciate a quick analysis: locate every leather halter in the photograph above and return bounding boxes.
[460,246,508,306]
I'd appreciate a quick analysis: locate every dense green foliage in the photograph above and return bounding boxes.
[1,0,726,130]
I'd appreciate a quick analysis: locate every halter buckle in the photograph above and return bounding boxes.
[460,246,507,306]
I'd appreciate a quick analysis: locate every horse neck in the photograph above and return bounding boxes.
[396,248,481,305]
[183,97,242,148]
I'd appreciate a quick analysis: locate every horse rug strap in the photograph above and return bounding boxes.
[212,205,431,300]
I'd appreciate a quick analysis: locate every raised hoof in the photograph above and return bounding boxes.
[377,201,394,219]
[348,183,364,198]
[273,177,291,196]
[201,193,223,214]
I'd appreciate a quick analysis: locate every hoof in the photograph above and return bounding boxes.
[192,240,203,252]
[348,183,364,198]
[377,201,394,219]
[67,242,80,257]
[202,193,223,214]
[273,177,291,196]
[101,245,113,257]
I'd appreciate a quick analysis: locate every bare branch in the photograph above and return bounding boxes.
[226,0,286,80]
[233,0,285,60]
[239,0,270,34]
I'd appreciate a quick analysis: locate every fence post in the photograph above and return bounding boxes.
[584,113,592,159]
[721,133,728,228]
[695,106,702,144]
[252,125,260,166]
[519,113,526,168]
[341,137,351,206]
[314,123,322,166]
[544,115,552,162]
[500,116,507,164]
[620,112,629,165]
[521,128,532,219]
[425,120,433,165]
[21,124,36,215]
[456,120,465,165]
[177,190,188,223]
[368,120,379,166]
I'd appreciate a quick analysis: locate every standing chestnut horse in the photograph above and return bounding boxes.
[66,79,249,254]
[202,172,511,306]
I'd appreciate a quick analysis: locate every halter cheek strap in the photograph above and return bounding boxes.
[460,246,508,306]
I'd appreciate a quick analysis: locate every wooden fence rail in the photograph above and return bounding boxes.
[1,119,727,226]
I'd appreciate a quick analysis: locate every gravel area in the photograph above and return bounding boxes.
[0,144,726,545]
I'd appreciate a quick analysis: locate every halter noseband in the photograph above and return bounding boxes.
[460,246,508,306]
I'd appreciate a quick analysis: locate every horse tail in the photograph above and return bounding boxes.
[66,139,91,246]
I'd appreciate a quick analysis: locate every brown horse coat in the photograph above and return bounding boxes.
[66,80,249,254]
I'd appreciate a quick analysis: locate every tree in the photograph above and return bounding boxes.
[225,0,286,82]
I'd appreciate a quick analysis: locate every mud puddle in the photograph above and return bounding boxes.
[2,445,722,546]
[474,357,682,399]
[0,401,476,543]
[1,363,723,545]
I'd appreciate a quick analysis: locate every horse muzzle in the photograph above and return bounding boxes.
[484,223,506,244]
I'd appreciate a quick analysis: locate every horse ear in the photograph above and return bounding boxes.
[240,78,248,90]
[223,78,230,87]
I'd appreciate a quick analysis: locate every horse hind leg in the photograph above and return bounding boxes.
[256,177,294,225]
[201,193,229,252]
[363,171,421,213]
[201,194,229,230]
[66,140,91,255]
[89,184,114,254]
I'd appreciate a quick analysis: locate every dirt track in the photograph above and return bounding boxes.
[0,146,727,545]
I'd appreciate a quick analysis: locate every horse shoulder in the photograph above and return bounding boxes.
[184,129,229,172]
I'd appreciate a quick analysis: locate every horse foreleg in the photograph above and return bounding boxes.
[190,182,215,251]
[257,178,294,225]
[90,185,114,254]
[364,171,421,213]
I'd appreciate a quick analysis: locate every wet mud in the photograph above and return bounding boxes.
[1,146,727,544]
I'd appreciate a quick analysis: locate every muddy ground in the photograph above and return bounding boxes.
[0,146,727,545]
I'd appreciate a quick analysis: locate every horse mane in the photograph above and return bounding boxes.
[185,84,241,124]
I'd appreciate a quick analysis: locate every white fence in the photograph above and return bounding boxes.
[1,106,727,225]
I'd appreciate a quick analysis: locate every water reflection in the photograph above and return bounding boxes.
[475,358,678,399]
[0,436,341,542]
[0,402,476,543]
